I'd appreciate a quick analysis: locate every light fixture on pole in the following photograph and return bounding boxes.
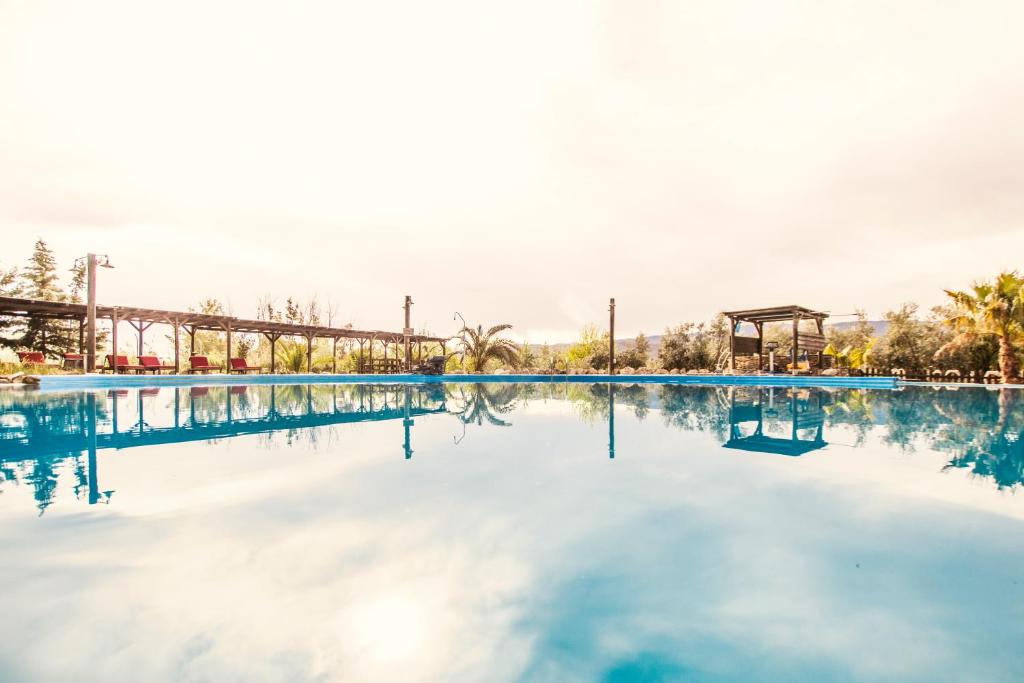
[765,340,779,374]
[74,253,114,372]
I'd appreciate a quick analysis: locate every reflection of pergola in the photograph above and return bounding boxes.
[0,295,447,373]
[722,389,826,456]
[722,305,828,372]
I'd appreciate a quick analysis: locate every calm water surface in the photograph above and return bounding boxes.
[1,382,1023,682]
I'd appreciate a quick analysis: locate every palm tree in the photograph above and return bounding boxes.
[944,271,1024,383]
[459,324,520,372]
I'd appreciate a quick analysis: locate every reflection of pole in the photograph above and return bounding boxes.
[608,383,616,459]
[403,385,414,459]
[174,388,180,429]
[87,393,99,504]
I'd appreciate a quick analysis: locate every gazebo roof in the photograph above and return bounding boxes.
[721,305,828,323]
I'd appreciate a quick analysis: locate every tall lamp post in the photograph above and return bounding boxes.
[453,311,467,367]
[403,295,413,371]
[74,253,114,372]
[608,298,616,375]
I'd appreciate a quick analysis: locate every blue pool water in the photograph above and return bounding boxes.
[1,382,1022,682]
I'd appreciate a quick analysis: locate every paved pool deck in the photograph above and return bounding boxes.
[35,372,901,391]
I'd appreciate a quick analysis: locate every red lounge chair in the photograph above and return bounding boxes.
[229,358,261,374]
[189,356,221,374]
[17,351,59,368]
[138,355,175,374]
[104,354,146,374]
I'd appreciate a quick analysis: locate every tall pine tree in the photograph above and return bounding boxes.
[18,239,75,356]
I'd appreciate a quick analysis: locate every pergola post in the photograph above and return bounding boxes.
[728,317,736,371]
[791,313,799,371]
[306,334,313,373]
[332,337,338,374]
[78,319,85,354]
[756,322,763,372]
[172,319,180,374]
[189,326,196,356]
[369,336,375,374]
[225,322,232,370]
[111,309,119,374]
[816,315,825,370]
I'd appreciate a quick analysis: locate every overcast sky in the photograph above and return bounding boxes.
[2,0,1022,342]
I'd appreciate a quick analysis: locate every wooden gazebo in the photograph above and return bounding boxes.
[722,305,828,373]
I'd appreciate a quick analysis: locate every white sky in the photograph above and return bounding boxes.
[1,0,1022,342]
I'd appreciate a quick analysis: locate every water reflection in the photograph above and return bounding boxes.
[2,382,1023,682]
[2,383,1023,515]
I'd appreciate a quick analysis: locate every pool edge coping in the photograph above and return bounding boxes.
[34,372,901,391]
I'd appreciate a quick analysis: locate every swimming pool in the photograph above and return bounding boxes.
[1,382,1022,681]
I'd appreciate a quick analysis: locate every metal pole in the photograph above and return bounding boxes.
[608,297,615,375]
[86,254,97,371]
[404,295,412,371]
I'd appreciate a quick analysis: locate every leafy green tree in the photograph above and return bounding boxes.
[869,304,951,374]
[659,321,720,371]
[614,332,650,369]
[944,272,1024,382]
[518,342,536,369]
[566,324,605,371]
[459,324,520,372]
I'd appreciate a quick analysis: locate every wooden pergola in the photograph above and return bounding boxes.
[0,295,448,374]
[721,305,828,373]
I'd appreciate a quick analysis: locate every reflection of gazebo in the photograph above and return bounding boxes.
[723,389,826,456]
[722,305,828,372]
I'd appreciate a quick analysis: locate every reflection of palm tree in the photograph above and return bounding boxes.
[447,383,520,427]
[935,389,1024,489]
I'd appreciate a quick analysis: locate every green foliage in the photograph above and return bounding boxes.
[869,304,952,374]
[564,324,605,371]
[659,318,727,371]
[518,342,536,369]
[614,332,650,370]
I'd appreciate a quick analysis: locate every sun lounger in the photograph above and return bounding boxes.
[228,358,261,374]
[17,351,59,368]
[189,356,222,374]
[104,354,146,374]
[138,356,175,374]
